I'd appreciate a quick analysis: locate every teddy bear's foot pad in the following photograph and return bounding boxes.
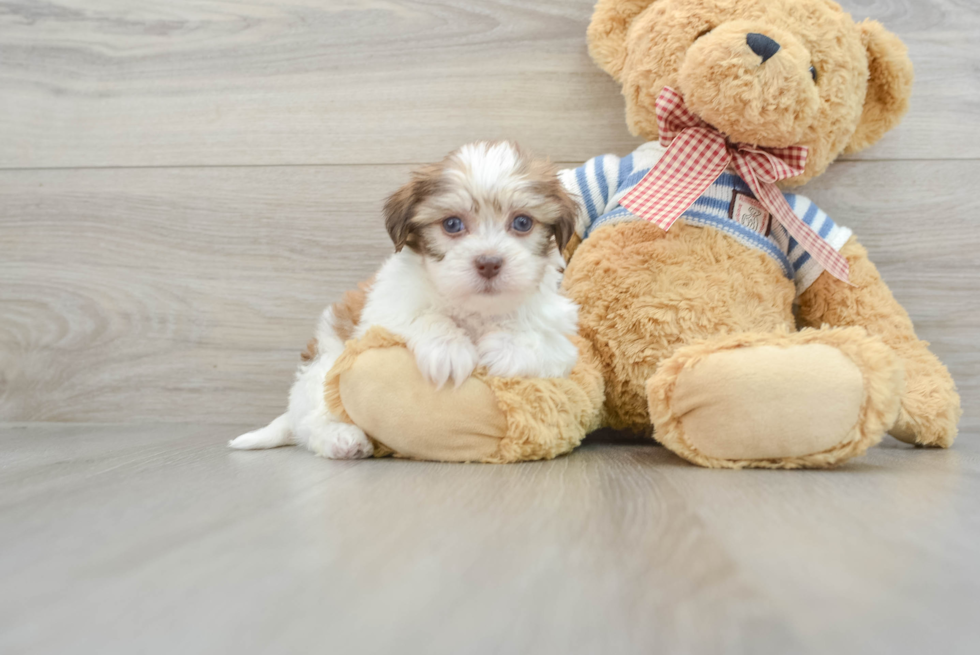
[648,330,904,468]
[671,344,863,459]
[339,346,507,462]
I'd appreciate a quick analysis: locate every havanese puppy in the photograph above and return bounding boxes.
[229,141,581,459]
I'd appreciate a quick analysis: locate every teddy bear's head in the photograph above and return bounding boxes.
[588,0,913,183]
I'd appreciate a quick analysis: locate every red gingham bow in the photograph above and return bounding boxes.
[619,86,849,283]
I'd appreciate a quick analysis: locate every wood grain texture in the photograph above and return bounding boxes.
[1,161,977,427]
[0,0,978,169]
[0,165,396,423]
[1,3,978,653]
[1,423,978,655]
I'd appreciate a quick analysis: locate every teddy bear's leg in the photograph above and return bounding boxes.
[798,237,961,447]
[646,327,905,469]
[323,328,605,463]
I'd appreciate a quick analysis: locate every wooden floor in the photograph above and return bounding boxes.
[1,1,978,653]
[1,423,978,654]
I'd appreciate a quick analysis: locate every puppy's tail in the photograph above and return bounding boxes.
[229,413,295,450]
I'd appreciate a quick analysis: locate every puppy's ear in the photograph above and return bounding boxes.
[549,184,582,255]
[523,156,582,255]
[383,164,443,252]
[383,181,416,252]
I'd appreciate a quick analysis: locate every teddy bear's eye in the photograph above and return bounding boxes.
[809,65,818,82]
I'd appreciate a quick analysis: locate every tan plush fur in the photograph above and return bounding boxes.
[562,0,959,465]
[327,0,957,467]
[798,238,962,446]
[646,328,904,468]
[324,327,604,463]
[482,334,604,463]
[592,0,914,184]
[563,219,797,430]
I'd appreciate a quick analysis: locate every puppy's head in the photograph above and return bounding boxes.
[384,141,580,314]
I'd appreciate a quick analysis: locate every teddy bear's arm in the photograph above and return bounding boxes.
[559,154,627,233]
[796,236,961,447]
[325,328,606,463]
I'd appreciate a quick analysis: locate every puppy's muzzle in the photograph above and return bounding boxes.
[474,255,503,280]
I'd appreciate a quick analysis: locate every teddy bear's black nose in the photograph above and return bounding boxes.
[746,33,780,63]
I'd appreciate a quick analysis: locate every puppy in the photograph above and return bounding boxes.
[229,141,581,459]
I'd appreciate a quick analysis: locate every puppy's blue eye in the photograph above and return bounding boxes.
[442,217,464,234]
[809,65,818,82]
[512,215,533,232]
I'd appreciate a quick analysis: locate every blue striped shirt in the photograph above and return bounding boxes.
[559,142,852,294]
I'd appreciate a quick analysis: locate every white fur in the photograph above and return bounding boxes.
[230,142,579,459]
[229,307,375,459]
[358,250,578,386]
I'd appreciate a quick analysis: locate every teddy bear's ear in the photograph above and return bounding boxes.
[588,0,660,81]
[845,20,915,154]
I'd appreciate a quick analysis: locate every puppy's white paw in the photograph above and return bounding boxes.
[479,331,577,379]
[307,423,374,460]
[411,331,478,389]
[478,332,535,378]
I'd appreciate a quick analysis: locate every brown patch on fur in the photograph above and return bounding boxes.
[332,277,375,341]
[384,163,445,252]
[300,278,375,362]
[524,157,581,253]
[403,223,447,262]
[301,338,318,362]
[535,233,558,258]
[385,141,579,258]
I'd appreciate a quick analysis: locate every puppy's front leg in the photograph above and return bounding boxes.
[405,314,478,389]
[479,330,577,379]
[478,331,541,379]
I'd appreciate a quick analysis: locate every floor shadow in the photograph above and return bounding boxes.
[581,427,660,446]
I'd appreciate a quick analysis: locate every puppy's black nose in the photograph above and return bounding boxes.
[474,255,503,280]
[746,33,780,63]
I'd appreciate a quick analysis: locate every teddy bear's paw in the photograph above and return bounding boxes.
[306,422,374,460]
[890,398,960,449]
[646,330,909,469]
[660,344,866,463]
[887,352,961,448]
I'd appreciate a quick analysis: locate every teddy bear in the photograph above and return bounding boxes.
[324,0,961,467]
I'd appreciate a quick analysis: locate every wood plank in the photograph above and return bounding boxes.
[0,425,797,654]
[848,0,980,161]
[0,0,639,168]
[0,0,977,169]
[1,160,977,428]
[1,423,978,654]
[657,437,980,654]
[0,164,398,423]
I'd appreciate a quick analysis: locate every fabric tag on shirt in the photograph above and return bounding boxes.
[729,191,771,236]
